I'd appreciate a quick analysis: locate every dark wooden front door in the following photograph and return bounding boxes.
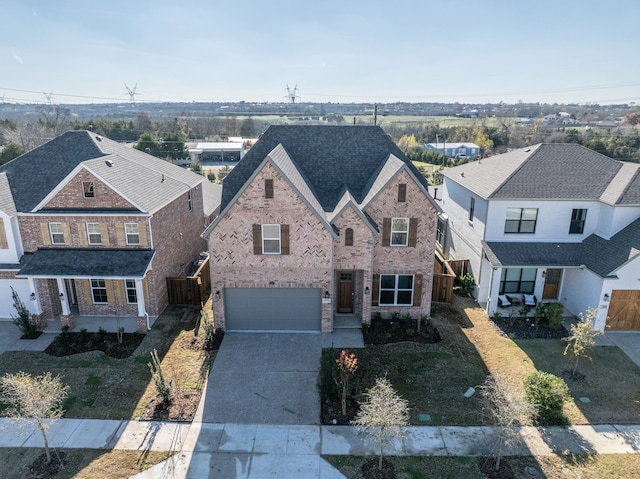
[338,272,354,313]
[542,269,562,300]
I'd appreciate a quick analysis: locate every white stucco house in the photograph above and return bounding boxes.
[437,143,640,331]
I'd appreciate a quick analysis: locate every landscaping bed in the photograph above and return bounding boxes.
[44,329,145,359]
[488,315,568,340]
[363,315,442,345]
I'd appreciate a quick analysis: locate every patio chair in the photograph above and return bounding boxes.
[497,294,512,308]
[523,294,537,307]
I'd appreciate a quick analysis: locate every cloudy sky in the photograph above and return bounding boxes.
[2,0,639,105]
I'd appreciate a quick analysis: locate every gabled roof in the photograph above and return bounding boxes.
[444,144,632,202]
[220,125,430,212]
[0,130,211,214]
[483,217,640,278]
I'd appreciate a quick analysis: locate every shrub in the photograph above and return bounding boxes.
[545,303,564,330]
[458,273,475,296]
[320,348,339,403]
[148,348,172,404]
[335,350,358,415]
[525,371,570,425]
[10,287,41,338]
[201,310,223,350]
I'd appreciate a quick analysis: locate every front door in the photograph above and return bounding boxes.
[542,269,562,300]
[337,271,354,313]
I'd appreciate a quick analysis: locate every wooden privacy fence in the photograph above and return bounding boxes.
[432,252,469,304]
[167,254,211,306]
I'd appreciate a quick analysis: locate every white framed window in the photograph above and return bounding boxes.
[86,223,101,245]
[49,222,65,244]
[125,223,140,245]
[125,280,137,304]
[82,181,94,198]
[505,208,538,233]
[379,274,414,306]
[91,279,108,303]
[262,224,281,254]
[391,218,409,246]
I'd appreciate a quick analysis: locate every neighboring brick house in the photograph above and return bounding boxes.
[202,125,440,332]
[0,130,221,332]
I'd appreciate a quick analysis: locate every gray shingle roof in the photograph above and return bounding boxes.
[483,217,640,277]
[445,144,630,202]
[0,130,214,214]
[220,125,429,212]
[17,248,155,278]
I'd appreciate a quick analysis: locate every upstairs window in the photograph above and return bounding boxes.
[253,224,290,255]
[397,183,407,202]
[83,181,94,198]
[49,222,65,244]
[187,191,192,211]
[469,197,475,222]
[345,228,354,246]
[391,218,409,246]
[125,223,140,245]
[265,179,274,199]
[262,224,281,254]
[569,209,587,234]
[86,223,101,245]
[504,208,537,233]
[436,215,447,250]
[125,280,137,303]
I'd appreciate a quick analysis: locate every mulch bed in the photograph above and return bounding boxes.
[363,319,442,345]
[489,316,568,340]
[29,451,66,479]
[45,331,145,359]
[361,458,396,479]
[479,457,515,479]
[140,388,202,422]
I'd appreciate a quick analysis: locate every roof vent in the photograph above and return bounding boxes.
[96,135,103,141]
[106,160,113,167]
[524,148,531,152]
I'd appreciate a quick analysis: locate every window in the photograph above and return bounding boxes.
[379,274,413,306]
[345,228,354,246]
[469,197,475,222]
[265,179,274,199]
[82,181,94,198]
[391,218,409,246]
[436,215,447,249]
[397,183,406,202]
[91,279,108,303]
[187,191,192,211]
[504,208,537,233]
[499,268,536,294]
[86,223,101,245]
[125,280,137,303]
[49,222,65,244]
[125,223,140,245]
[569,209,587,234]
[262,224,281,254]
[0,218,8,249]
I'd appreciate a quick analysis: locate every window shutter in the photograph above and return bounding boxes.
[78,223,88,246]
[381,218,391,247]
[41,223,51,246]
[265,179,274,199]
[62,224,70,245]
[106,280,115,305]
[253,224,262,255]
[116,223,125,246]
[281,224,290,255]
[398,183,407,202]
[117,280,126,304]
[0,218,8,249]
[139,222,149,247]
[408,218,418,247]
[412,274,423,306]
[82,279,92,304]
[100,224,109,246]
[143,278,150,306]
[372,274,380,306]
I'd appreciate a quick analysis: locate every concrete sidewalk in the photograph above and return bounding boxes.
[3,418,640,478]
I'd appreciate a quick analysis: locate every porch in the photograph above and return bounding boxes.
[42,307,158,333]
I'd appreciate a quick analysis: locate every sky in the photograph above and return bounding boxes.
[2,0,640,106]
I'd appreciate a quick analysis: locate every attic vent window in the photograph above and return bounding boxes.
[265,179,274,199]
[398,183,407,202]
[82,181,94,198]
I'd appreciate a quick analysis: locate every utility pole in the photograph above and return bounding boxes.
[374,103,377,126]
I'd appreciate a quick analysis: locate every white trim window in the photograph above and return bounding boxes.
[49,222,65,244]
[379,274,414,306]
[125,280,137,303]
[391,218,409,246]
[91,279,108,303]
[262,224,281,254]
[86,223,102,245]
[125,223,140,245]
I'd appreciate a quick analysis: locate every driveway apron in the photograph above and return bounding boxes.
[201,333,322,425]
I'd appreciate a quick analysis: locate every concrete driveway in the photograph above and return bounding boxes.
[200,333,322,425]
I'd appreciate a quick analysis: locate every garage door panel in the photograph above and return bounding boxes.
[607,290,640,330]
[0,279,32,319]
[224,288,321,331]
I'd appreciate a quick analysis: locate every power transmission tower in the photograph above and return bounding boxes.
[43,91,54,104]
[124,83,139,105]
[285,84,300,104]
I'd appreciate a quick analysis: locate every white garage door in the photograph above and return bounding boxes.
[0,279,33,320]
[224,288,321,331]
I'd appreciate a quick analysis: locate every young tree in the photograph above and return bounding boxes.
[148,348,173,404]
[0,372,69,464]
[351,376,409,470]
[10,286,40,338]
[479,374,534,472]
[563,307,602,377]
[335,349,358,415]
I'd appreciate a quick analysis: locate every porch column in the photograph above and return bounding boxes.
[57,277,74,330]
[135,279,148,333]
